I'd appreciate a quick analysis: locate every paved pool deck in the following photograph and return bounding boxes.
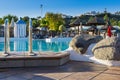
[0,61,120,80]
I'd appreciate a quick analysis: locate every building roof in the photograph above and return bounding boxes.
[16,19,26,24]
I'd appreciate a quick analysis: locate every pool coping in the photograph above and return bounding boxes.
[0,52,70,68]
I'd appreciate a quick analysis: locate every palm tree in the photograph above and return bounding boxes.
[59,25,66,37]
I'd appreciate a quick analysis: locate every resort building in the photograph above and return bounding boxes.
[14,19,26,38]
[0,25,4,37]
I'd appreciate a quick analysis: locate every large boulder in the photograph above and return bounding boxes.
[92,37,120,60]
[69,34,103,54]
[87,35,103,46]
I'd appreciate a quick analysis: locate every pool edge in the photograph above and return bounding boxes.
[0,52,70,68]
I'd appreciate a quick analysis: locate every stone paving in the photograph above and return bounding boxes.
[0,61,120,80]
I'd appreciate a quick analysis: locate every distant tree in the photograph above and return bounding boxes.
[0,18,4,25]
[59,25,66,32]
[59,24,66,36]
[113,21,118,26]
[32,19,40,28]
[88,16,94,22]
[22,16,29,22]
[39,18,49,27]
[45,12,64,31]
[115,11,120,15]
[63,17,72,28]
[58,25,63,37]
[110,19,118,26]
[104,14,109,21]
[21,16,30,28]
[3,14,18,23]
[36,16,41,20]
[118,21,120,27]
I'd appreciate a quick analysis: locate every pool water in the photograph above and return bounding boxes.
[0,39,70,52]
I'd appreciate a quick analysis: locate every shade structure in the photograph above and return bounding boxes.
[4,19,10,54]
[28,18,32,54]
[69,17,87,34]
[86,17,105,35]
[100,25,116,30]
[79,22,83,33]
[87,27,95,31]
[100,20,115,30]
[87,17,105,26]
[69,17,87,26]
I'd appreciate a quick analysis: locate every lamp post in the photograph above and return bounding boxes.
[40,4,43,18]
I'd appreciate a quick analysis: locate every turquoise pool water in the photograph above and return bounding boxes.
[0,39,70,52]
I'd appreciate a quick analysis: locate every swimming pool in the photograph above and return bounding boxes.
[0,39,70,52]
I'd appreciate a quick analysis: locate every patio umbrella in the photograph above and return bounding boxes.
[69,17,87,26]
[87,16,105,26]
[107,26,112,37]
[86,16,105,35]
[69,17,87,34]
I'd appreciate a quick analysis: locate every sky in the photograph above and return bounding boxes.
[0,0,120,18]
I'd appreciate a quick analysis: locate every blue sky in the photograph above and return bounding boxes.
[0,0,120,18]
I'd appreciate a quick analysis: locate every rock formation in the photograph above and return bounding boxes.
[69,34,103,54]
[92,37,120,60]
